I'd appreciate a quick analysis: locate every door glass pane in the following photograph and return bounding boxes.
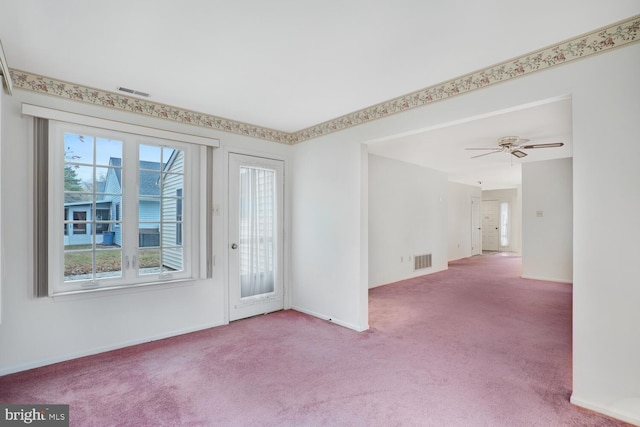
[500,202,509,247]
[239,166,276,298]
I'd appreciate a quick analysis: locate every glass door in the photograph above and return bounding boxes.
[228,153,284,321]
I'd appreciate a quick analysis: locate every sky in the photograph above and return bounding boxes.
[64,133,175,183]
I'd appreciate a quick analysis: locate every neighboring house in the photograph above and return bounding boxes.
[160,149,184,271]
[63,200,111,246]
[64,157,163,248]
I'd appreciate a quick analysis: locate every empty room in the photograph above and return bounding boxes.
[1,1,639,426]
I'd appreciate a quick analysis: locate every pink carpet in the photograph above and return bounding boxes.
[0,254,630,426]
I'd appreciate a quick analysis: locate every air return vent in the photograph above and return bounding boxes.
[414,254,432,270]
[117,86,150,97]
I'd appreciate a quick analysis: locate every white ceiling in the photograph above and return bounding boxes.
[367,96,574,189]
[1,1,638,188]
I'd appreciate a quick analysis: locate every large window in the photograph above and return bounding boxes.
[48,122,199,294]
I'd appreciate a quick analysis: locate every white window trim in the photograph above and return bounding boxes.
[49,122,200,295]
[22,103,219,147]
[23,103,216,297]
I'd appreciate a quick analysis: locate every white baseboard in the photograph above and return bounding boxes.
[369,265,448,289]
[521,274,572,284]
[291,306,369,332]
[0,320,226,376]
[571,394,640,426]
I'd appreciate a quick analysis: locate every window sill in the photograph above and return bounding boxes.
[51,278,196,302]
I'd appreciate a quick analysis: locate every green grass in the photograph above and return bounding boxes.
[64,245,160,276]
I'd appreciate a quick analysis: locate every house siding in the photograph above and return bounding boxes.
[161,150,184,271]
[102,165,123,245]
[139,199,160,228]
[64,201,113,246]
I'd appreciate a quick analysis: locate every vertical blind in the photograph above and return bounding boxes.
[33,117,49,297]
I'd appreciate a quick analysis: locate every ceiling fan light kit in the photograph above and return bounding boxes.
[466,136,564,159]
[498,136,529,146]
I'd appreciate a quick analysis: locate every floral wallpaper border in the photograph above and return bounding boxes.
[292,15,639,143]
[10,70,293,144]
[10,15,639,145]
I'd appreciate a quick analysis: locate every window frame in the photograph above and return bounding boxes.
[176,188,183,246]
[48,121,201,295]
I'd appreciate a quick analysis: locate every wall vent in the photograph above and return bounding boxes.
[117,86,150,97]
[414,254,432,270]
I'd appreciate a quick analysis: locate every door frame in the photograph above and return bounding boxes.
[471,196,482,255]
[222,147,291,323]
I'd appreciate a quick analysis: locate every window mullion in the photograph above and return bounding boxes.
[122,139,140,279]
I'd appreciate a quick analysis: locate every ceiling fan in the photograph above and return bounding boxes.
[466,136,564,159]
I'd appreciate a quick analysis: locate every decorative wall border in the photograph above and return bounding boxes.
[9,69,293,144]
[10,15,639,145]
[291,14,639,143]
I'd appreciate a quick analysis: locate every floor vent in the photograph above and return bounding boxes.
[414,254,432,270]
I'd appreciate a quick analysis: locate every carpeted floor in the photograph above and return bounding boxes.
[0,255,630,426]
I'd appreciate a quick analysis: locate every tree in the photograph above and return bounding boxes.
[64,165,86,202]
[65,165,83,191]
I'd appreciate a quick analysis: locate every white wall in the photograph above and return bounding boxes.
[290,136,368,331]
[0,34,638,426]
[570,45,640,423]
[350,42,640,424]
[482,188,522,254]
[448,182,482,261]
[521,159,573,282]
[0,89,291,375]
[286,41,639,422]
[368,154,448,288]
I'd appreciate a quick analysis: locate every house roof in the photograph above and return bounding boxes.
[108,157,163,197]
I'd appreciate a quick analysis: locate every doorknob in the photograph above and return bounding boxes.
[231,243,238,249]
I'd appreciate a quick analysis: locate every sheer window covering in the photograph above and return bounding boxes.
[239,166,277,298]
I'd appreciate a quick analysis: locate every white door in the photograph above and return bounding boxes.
[482,200,500,252]
[228,153,284,321]
[471,196,482,255]
[499,201,511,251]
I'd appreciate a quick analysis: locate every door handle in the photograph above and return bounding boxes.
[231,243,238,249]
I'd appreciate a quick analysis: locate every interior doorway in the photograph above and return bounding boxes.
[482,200,500,252]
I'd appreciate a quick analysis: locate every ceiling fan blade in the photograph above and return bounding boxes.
[511,150,527,158]
[471,151,501,159]
[520,142,564,149]
[465,147,501,150]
